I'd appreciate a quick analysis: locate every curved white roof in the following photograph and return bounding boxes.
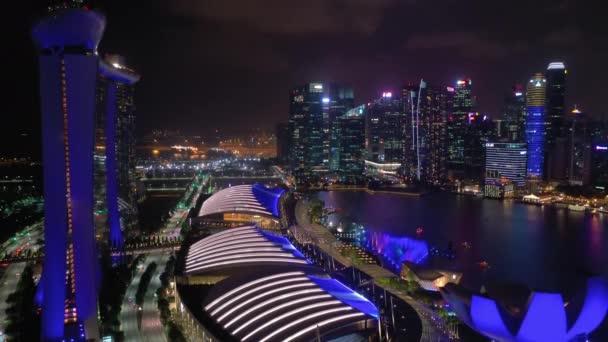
[198,184,284,218]
[203,271,378,341]
[185,225,308,274]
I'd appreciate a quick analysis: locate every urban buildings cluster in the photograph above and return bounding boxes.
[278,65,608,197]
[32,4,139,340]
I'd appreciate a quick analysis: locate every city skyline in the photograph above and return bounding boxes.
[2,2,608,341]
[7,0,608,159]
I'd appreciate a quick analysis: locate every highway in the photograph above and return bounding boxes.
[120,253,168,342]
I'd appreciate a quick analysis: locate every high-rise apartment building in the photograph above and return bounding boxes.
[525,73,547,177]
[32,8,104,340]
[96,55,140,247]
[288,83,324,180]
[447,79,473,177]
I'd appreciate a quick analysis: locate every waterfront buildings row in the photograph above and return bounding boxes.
[33,5,140,340]
[281,64,608,195]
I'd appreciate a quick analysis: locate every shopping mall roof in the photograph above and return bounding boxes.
[198,183,284,218]
[185,225,308,275]
[202,270,378,342]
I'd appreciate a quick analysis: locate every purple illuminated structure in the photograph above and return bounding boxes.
[440,277,608,341]
[368,231,429,269]
[32,8,105,341]
[98,57,140,247]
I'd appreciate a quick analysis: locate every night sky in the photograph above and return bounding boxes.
[6,0,608,157]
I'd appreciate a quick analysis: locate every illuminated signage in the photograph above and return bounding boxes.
[313,84,323,89]
[596,145,608,151]
[322,97,330,103]
[485,143,494,147]
[382,92,392,98]
[457,80,466,85]
[446,86,455,92]
[515,92,523,96]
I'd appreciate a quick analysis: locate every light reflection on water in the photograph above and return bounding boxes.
[315,191,608,291]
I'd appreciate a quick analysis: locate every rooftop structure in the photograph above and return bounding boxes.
[32,8,105,340]
[185,225,309,274]
[198,183,284,218]
[178,225,379,341]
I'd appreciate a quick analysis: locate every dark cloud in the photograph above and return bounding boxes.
[544,28,584,46]
[169,0,394,35]
[5,0,608,157]
[406,32,528,59]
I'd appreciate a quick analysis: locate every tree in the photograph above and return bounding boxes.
[308,199,325,224]
[4,265,40,341]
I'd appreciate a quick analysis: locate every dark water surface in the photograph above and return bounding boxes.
[315,191,608,291]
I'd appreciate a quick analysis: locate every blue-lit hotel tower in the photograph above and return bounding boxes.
[32,9,104,341]
[97,56,140,247]
[525,73,547,177]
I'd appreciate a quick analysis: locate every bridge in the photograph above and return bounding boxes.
[110,244,181,256]
[212,175,280,179]
[0,179,35,184]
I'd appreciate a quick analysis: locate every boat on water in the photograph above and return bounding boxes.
[568,204,587,212]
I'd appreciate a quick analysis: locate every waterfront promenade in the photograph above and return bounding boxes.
[291,199,457,341]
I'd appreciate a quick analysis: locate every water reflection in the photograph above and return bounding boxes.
[316,191,608,291]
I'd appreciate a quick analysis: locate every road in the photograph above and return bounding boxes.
[159,174,208,240]
[120,253,168,342]
[141,254,168,342]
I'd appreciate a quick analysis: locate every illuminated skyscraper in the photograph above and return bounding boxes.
[447,79,473,177]
[96,55,140,247]
[322,85,354,171]
[545,62,568,180]
[591,142,608,190]
[503,85,526,142]
[465,112,494,181]
[275,122,289,164]
[337,105,366,182]
[525,73,547,177]
[545,62,567,146]
[288,83,324,180]
[403,82,450,182]
[366,92,405,165]
[484,142,528,186]
[32,8,104,341]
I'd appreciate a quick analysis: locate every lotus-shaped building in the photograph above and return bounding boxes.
[440,277,608,341]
